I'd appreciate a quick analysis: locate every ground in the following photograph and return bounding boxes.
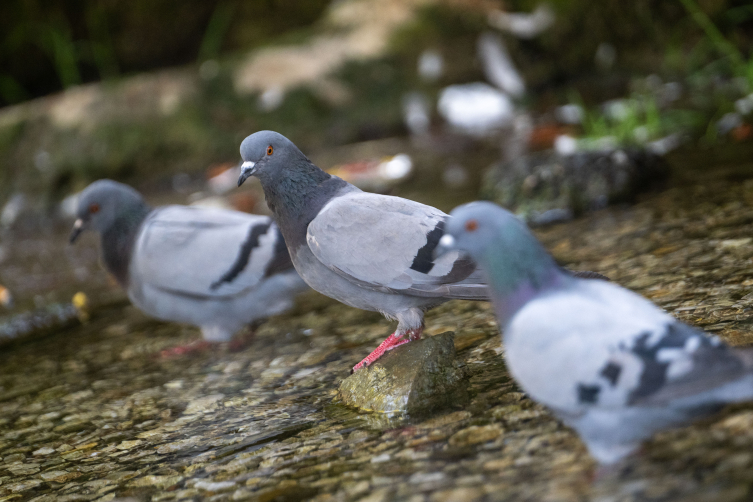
[2,145,753,501]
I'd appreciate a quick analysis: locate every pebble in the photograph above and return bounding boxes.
[40,471,82,483]
[452,425,504,448]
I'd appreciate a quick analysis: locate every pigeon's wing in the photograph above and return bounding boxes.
[508,279,752,412]
[306,192,487,299]
[133,206,290,299]
[623,320,752,406]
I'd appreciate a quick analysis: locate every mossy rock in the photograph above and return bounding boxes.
[337,331,468,415]
[483,147,670,225]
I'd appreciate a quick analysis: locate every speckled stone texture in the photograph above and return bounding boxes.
[484,147,670,226]
[337,332,468,415]
[5,148,753,501]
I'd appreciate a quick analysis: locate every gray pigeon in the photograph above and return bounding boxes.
[438,201,753,464]
[70,179,308,349]
[237,131,490,371]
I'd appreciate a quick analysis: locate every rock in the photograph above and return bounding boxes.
[40,470,83,483]
[448,424,504,447]
[483,147,670,226]
[184,395,225,415]
[115,440,143,450]
[7,480,42,493]
[7,463,39,475]
[129,475,184,489]
[337,332,468,415]
[0,303,80,347]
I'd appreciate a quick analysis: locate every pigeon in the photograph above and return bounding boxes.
[437,201,753,465]
[69,179,308,349]
[236,131,489,371]
[236,131,603,372]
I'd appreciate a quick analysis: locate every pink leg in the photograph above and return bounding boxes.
[159,340,213,358]
[352,327,423,373]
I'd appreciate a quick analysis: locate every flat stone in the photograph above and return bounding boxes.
[40,470,83,483]
[7,463,39,475]
[448,424,504,447]
[6,479,42,493]
[337,332,467,415]
[129,475,183,489]
[115,440,143,451]
[194,480,236,492]
[184,394,224,415]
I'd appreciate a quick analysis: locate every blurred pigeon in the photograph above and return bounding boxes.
[487,4,555,39]
[438,83,514,137]
[70,180,307,351]
[477,33,525,98]
[237,131,603,372]
[438,201,753,464]
[237,131,489,372]
[417,49,443,82]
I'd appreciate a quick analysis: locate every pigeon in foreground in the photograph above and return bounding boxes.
[237,131,488,371]
[70,180,308,351]
[437,201,753,464]
[236,131,604,372]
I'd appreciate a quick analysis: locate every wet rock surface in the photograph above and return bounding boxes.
[484,147,670,225]
[337,331,468,415]
[2,149,753,500]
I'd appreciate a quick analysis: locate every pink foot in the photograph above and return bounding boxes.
[159,340,213,358]
[352,328,422,373]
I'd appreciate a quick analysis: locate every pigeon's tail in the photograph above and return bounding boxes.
[668,347,753,411]
[441,269,490,301]
[712,348,753,405]
[396,267,490,300]
[443,283,490,301]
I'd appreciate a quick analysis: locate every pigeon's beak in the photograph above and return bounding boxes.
[69,218,85,244]
[433,234,456,260]
[237,161,257,187]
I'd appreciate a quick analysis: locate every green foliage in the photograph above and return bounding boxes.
[0,76,28,104]
[198,2,237,62]
[43,18,81,88]
[0,0,332,106]
[572,93,657,145]
[680,0,753,91]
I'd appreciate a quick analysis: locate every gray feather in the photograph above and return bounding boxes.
[306,192,487,299]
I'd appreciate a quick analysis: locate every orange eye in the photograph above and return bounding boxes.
[267,145,273,155]
[89,203,100,214]
[465,219,478,232]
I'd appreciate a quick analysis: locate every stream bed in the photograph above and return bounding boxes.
[2,145,753,501]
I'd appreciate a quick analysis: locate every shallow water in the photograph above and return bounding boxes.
[2,145,753,501]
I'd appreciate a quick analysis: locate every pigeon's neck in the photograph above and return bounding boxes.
[260,162,351,249]
[482,241,570,325]
[101,205,151,287]
[495,269,569,326]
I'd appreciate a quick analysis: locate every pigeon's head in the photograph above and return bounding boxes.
[437,202,521,260]
[437,201,559,295]
[238,131,309,187]
[70,180,147,243]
